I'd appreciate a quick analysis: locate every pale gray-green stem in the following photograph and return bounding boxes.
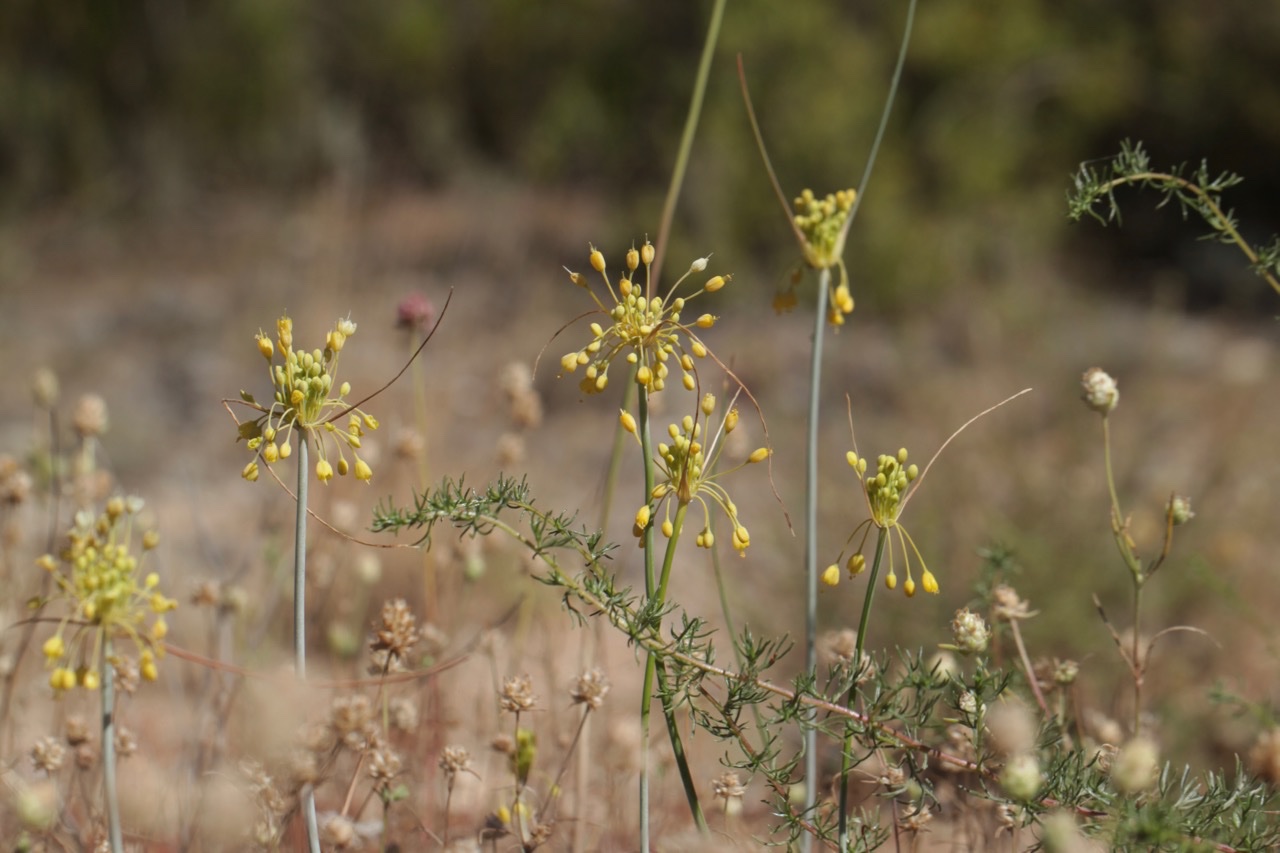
[637,387,657,852]
[102,638,124,853]
[838,527,887,850]
[636,391,707,844]
[802,268,831,833]
[295,439,321,853]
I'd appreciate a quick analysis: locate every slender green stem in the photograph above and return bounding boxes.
[838,527,888,850]
[637,388,657,851]
[655,502,690,606]
[802,268,831,832]
[638,409,707,838]
[1132,582,1143,736]
[1008,619,1050,718]
[654,502,707,828]
[295,440,321,853]
[651,0,727,286]
[102,638,124,853]
[1100,414,1145,734]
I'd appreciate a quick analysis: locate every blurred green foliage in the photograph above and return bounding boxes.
[2,0,1277,307]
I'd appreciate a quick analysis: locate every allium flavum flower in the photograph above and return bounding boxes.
[38,497,177,692]
[824,447,938,596]
[558,240,729,395]
[774,188,857,325]
[625,393,769,556]
[236,314,379,484]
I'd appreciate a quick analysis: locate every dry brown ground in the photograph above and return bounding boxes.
[1,182,1277,849]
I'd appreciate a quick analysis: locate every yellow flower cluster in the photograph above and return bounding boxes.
[558,241,728,395]
[38,497,176,692]
[237,314,379,484]
[824,447,937,597]
[773,188,856,326]
[626,393,768,556]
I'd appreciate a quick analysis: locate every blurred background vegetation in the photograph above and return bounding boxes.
[3,0,1278,313]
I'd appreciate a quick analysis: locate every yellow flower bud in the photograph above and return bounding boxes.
[354,458,372,481]
[641,241,655,265]
[81,669,100,690]
[821,565,840,586]
[921,570,939,594]
[141,658,159,682]
[337,458,350,477]
[885,572,897,590]
[42,636,64,660]
[682,373,695,391]
[732,526,749,551]
[152,618,168,640]
[142,530,160,550]
[620,411,637,434]
[262,443,279,464]
[904,577,917,597]
[661,520,673,538]
[847,554,866,576]
[316,459,334,482]
[748,447,770,464]
[691,341,707,358]
[701,393,716,416]
[696,314,715,329]
[257,334,274,360]
[626,247,639,270]
[636,365,653,387]
[279,441,292,459]
[242,461,260,482]
[705,274,727,292]
[635,505,651,529]
[589,248,606,273]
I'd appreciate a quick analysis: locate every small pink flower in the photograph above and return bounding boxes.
[396,292,436,332]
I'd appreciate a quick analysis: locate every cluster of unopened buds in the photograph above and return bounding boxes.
[237,314,379,484]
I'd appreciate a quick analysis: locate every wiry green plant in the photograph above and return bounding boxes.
[1068,138,1280,297]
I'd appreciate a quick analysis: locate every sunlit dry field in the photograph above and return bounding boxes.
[1,177,1278,850]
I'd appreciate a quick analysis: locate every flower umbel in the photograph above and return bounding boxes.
[828,447,936,596]
[38,497,177,692]
[630,394,768,556]
[236,314,379,483]
[557,240,730,395]
[773,188,857,326]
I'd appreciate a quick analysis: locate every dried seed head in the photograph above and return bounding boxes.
[1000,752,1043,801]
[64,715,90,746]
[991,584,1036,622]
[30,736,65,774]
[950,608,990,655]
[328,694,376,751]
[500,674,538,714]
[439,746,474,783]
[369,598,420,666]
[1249,728,1280,784]
[1168,494,1195,526]
[73,394,109,438]
[1081,367,1119,414]
[711,771,746,801]
[390,697,420,732]
[987,700,1038,756]
[321,814,355,848]
[1111,737,1159,794]
[569,669,610,711]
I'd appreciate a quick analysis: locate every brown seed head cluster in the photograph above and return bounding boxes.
[569,669,610,711]
[500,674,538,714]
[369,598,420,669]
